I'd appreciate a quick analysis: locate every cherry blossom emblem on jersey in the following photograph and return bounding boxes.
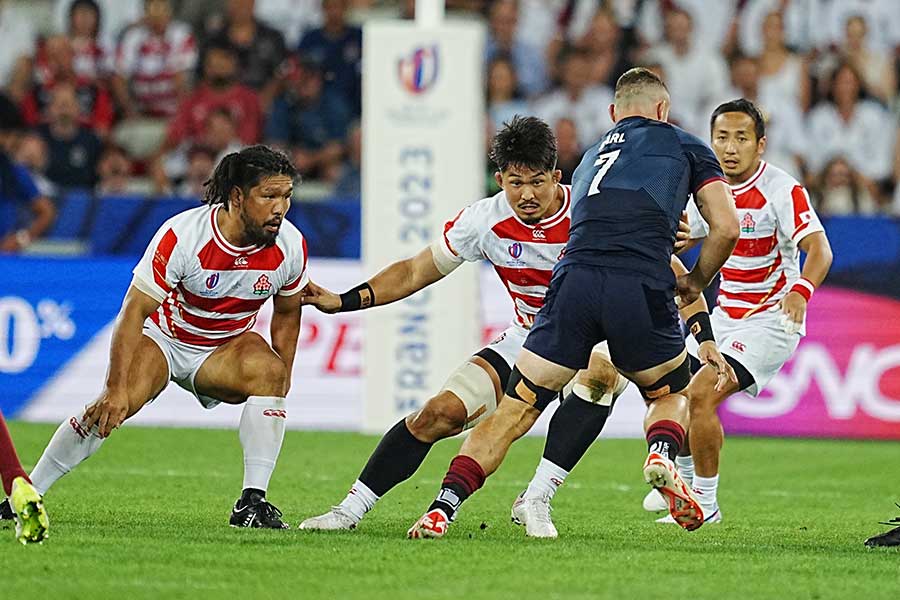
[253,275,273,296]
[740,213,756,234]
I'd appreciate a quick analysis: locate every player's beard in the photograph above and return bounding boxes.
[240,209,279,247]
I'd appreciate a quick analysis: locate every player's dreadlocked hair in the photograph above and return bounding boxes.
[203,145,298,209]
[490,116,557,173]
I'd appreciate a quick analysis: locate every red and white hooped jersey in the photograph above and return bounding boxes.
[133,205,309,347]
[437,185,571,330]
[688,160,824,322]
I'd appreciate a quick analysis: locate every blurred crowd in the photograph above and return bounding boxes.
[1,0,900,251]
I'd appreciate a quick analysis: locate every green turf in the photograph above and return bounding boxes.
[4,422,900,599]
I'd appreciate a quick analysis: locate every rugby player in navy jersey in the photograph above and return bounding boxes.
[408,68,740,538]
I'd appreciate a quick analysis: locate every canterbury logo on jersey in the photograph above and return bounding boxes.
[731,341,746,353]
[263,409,287,418]
[234,256,249,267]
[532,229,546,240]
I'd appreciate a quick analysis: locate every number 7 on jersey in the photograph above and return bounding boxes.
[588,150,621,195]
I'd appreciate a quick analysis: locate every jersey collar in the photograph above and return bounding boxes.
[211,205,264,256]
[730,160,767,195]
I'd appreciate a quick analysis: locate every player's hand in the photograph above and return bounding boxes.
[697,340,738,392]
[299,280,341,314]
[675,273,703,307]
[82,389,130,438]
[674,211,691,252]
[778,291,807,335]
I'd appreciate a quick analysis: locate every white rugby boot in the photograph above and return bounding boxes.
[511,492,558,539]
[642,453,704,531]
[298,506,359,531]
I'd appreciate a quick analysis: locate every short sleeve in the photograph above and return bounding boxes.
[278,235,309,296]
[132,225,184,302]
[772,184,824,244]
[12,164,39,203]
[437,205,483,265]
[678,130,726,195]
[169,25,197,73]
[686,196,709,239]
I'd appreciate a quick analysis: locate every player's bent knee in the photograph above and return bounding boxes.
[407,392,467,440]
[244,356,289,397]
[505,367,558,411]
[441,360,497,428]
[638,356,691,402]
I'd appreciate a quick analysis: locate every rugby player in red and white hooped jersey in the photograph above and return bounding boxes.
[297,116,729,534]
[27,145,308,529]
[643,99,834,523]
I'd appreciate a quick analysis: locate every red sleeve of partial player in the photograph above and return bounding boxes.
[790,185,814,240]
[152,229,178,293]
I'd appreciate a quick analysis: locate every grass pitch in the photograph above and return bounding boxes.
[5,422,900,599]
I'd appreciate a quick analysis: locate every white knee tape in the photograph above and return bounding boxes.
[441,361,497,421]
[572,382,618,407]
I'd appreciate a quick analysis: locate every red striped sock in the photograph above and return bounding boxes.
[0,413,30,496]
[428,455,487,520]
[646,419,685,461]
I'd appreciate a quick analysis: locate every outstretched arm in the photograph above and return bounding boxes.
[83,285,161,436]
[679,181,739,304]
[301,244,451,314]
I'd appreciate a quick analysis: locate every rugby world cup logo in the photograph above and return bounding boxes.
[508,242,523,259]
[398,45,439,95]
[206,273,219,289]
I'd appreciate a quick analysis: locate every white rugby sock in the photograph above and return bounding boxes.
[693,474,719,509]
[30,416,105,495]
[523,457,570,501]
[338,479,379,522]
[675,454,695,489]
[239,396,287,492]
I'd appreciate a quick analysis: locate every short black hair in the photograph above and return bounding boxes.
[710,98,766,140]
[203,145,297,209]
[490,115,557,173]
[68,0,101,36]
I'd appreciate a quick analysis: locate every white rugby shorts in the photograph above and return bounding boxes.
[142,324,222,409]
[686,309,800,396]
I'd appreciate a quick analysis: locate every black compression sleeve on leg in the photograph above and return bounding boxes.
[358,419,433,497]
[543,391,611,472]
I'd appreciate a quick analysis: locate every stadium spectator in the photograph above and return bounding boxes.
[645,7,728,135]
[806,62,895,192]
[264,57,351,182]
[516,0,597,58]
[333,121,361,198]
[255,0,322,49]
[16,35,116,136]
[818,0,900,54]
[153,107,242,192]
[838,15,896,105]
[96,143,147,195]
[739,0,816,57]
[65,0,112,84]
[484,0,547,99]
[756,10,809,113]
[36,83,103,189]
[0,95,55,253]
[15,133,56,198]
[113,0,196,120]
[297,0,362,116]
[531,47,613,148]
[201,0,287,109]
[814,156,881,217]
[486,56,528,131]
[575,9,630,89]
[636,0,738,53]
[162,41,262,152]
[0,1,37,91]
[54,0,142,50]
[554,117,581,185]
[174,144,215,197]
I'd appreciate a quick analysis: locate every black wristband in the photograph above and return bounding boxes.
[686,312,715,344]
[339,282,375,312]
